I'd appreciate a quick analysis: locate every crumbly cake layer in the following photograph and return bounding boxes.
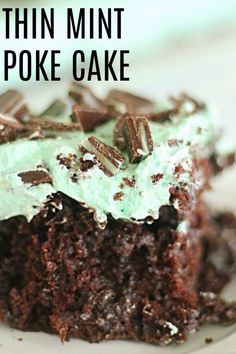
[0,194,235,345]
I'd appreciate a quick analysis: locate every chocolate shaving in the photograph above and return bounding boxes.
[115,114,153,163]
[113,192,124,201]
[57,153,76,169]
[79,157,95,172]
[71,173,80,183]
[80,136,124,177]
[105,89,154,114]
[169,186,190,210]
[18,170,52,186]
[151,173,164,184]
[0,113,24,143]
[40,99,66,117]
[173,164,185,177]
[72,105,110,132]
[0,89,29,120]
[123,177,136,188]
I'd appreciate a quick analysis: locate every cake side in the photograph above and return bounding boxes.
[0,194,235,344]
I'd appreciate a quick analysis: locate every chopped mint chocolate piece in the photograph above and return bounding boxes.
[69,82,104,109]
[113,114,127,150]
[116,114,153,163]
[40,99,66,117]
[80,136,124,176]
[148,109,178,123]
[106,89,154,114]
[72,105,110,132]
[18,170,52,186]
[26,117,83,136]
[170,93,206,115]
[0,89,29,120]
[0,113,24,143]
[0,114,24,130]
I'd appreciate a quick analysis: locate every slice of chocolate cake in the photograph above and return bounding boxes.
[0,85,235,345]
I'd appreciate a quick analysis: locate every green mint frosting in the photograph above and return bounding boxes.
[0,104,219,224]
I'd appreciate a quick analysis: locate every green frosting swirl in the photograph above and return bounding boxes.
[0,103,219,224]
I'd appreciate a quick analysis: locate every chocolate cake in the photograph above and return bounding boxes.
[0,84,235,345]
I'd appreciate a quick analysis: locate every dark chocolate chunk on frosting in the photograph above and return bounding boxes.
[18,170,52,186]
[114,113,154,163]
[72,104,110,132]
[80,136,124,176]
[113,191,124,201]
[57,153,76,169]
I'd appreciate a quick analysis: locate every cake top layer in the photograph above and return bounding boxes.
[0,85,220,225]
